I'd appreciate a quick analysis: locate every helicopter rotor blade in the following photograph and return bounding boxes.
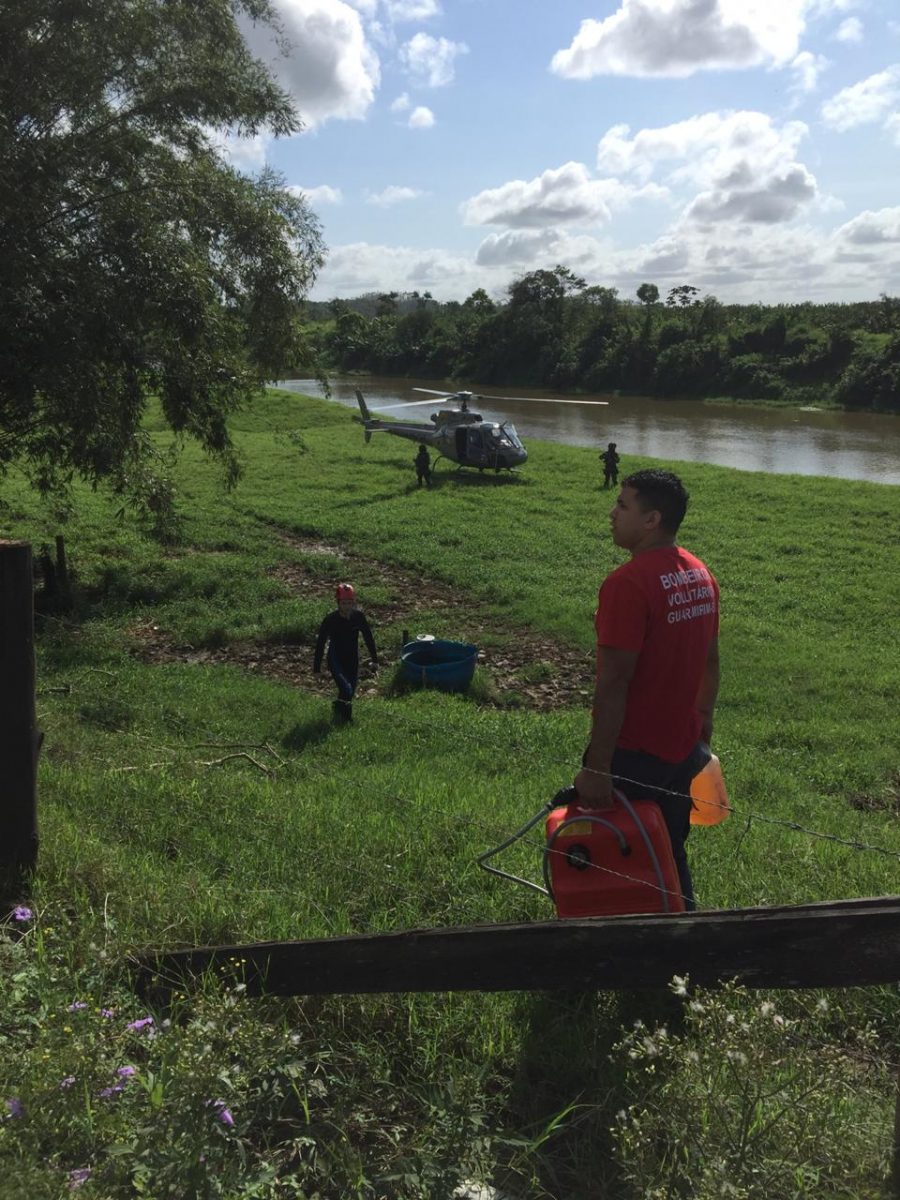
[474,394,609,406]
[364,399,448,412]
[412,388,457,397]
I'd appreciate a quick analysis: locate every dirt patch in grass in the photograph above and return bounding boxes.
[130,530,594,710]
[848,771,900,815]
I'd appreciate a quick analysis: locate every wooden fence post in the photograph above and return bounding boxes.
[0,540,39,898]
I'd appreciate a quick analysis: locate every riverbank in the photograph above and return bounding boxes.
[277,375,900,484]
[2,390,898,1197]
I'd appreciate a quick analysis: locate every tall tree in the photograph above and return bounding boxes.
[0,0,324,503]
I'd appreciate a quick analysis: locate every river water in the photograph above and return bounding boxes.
[275,375,900,485]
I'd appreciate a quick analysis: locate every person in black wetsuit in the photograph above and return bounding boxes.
[313,583,378,722]
[600,442,620,489]
[415,443,432,487]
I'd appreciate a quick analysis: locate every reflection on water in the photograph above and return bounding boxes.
[274,375,900,485]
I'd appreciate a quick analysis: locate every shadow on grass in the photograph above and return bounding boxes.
[381,664,501,706]
[502,988,685,1200]
[331,490,406,510]
[281,715,335,754]
[436,467,528,488]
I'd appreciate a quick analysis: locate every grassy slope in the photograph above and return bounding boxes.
[16,389,900,918]
[1,389,898,1197]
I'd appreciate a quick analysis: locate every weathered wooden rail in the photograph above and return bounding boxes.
[131,895,900,996]
[132,896,900,1195]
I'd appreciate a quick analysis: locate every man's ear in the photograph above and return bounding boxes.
[644,507,663,531]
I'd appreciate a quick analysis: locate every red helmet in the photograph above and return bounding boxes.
[335,582,355,603]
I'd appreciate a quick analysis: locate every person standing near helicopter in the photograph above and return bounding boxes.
[600,442,620,489]
[313,583,378,722]
[414,443,432,487]
[573,470,720,910]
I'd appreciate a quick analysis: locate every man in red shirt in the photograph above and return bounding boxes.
[574,469,720,910]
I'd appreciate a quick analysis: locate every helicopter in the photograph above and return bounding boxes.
[354,387,609,472]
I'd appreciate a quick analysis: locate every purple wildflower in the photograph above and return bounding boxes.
[207,1099,235,1127]
[59,1076,76,1091]
[125,1016,153,1033]
[116,1066,136,1079]
[98,1084,125,1099]
[100,1008,115,1019]
[12,906,32,922]
[68,1001,88,1012]
[6,1098,24,1118]
[68,1167,92,1189]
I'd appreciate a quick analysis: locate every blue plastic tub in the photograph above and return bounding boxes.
[400,639,478,692]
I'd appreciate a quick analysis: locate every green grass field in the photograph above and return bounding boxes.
[1,389,898,1198]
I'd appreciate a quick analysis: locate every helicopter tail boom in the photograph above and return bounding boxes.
[356,389,379,443]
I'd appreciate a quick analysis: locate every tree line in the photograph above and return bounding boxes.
[309,268,900,412]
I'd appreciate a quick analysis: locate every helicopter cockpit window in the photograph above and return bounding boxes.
[490,424,519,449]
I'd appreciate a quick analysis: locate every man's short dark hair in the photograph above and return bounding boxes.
[621,469,689,534]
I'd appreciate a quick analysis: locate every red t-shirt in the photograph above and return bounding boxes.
[595,546,719,763]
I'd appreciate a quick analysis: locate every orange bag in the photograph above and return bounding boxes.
[689,754,730,826]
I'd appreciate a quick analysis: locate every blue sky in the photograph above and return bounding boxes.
[233,0,900,303]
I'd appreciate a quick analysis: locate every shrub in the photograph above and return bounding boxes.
[833,338,900,411]
[612,979,892,1199]
[723,356,785,400]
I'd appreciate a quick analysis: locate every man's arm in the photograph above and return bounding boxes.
[696,635,719,745]
[313,617,329,673]
[574,645,638,808]
[358,613,378,663]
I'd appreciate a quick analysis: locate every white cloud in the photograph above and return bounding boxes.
[687,163,817,223]
[242,0,380,127]
[210,129,271,171]
[288,183,343,204]
[311,209,900,304]
[550,0,816,80]
[385,0,441,19]
[821,65,900,130]
[475,229,564,266]
[461,161,668,229]
[313,241,495,299]
[834,16,863,42]
[365,185,426,205]
[596,111,818,224]
[886,113,900,145]
[390,92,411,112]
[343,0,377,13]
[789,51,828,95]
[834,207,900,244]
[399,32,468,87]
[408,105,436,128]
